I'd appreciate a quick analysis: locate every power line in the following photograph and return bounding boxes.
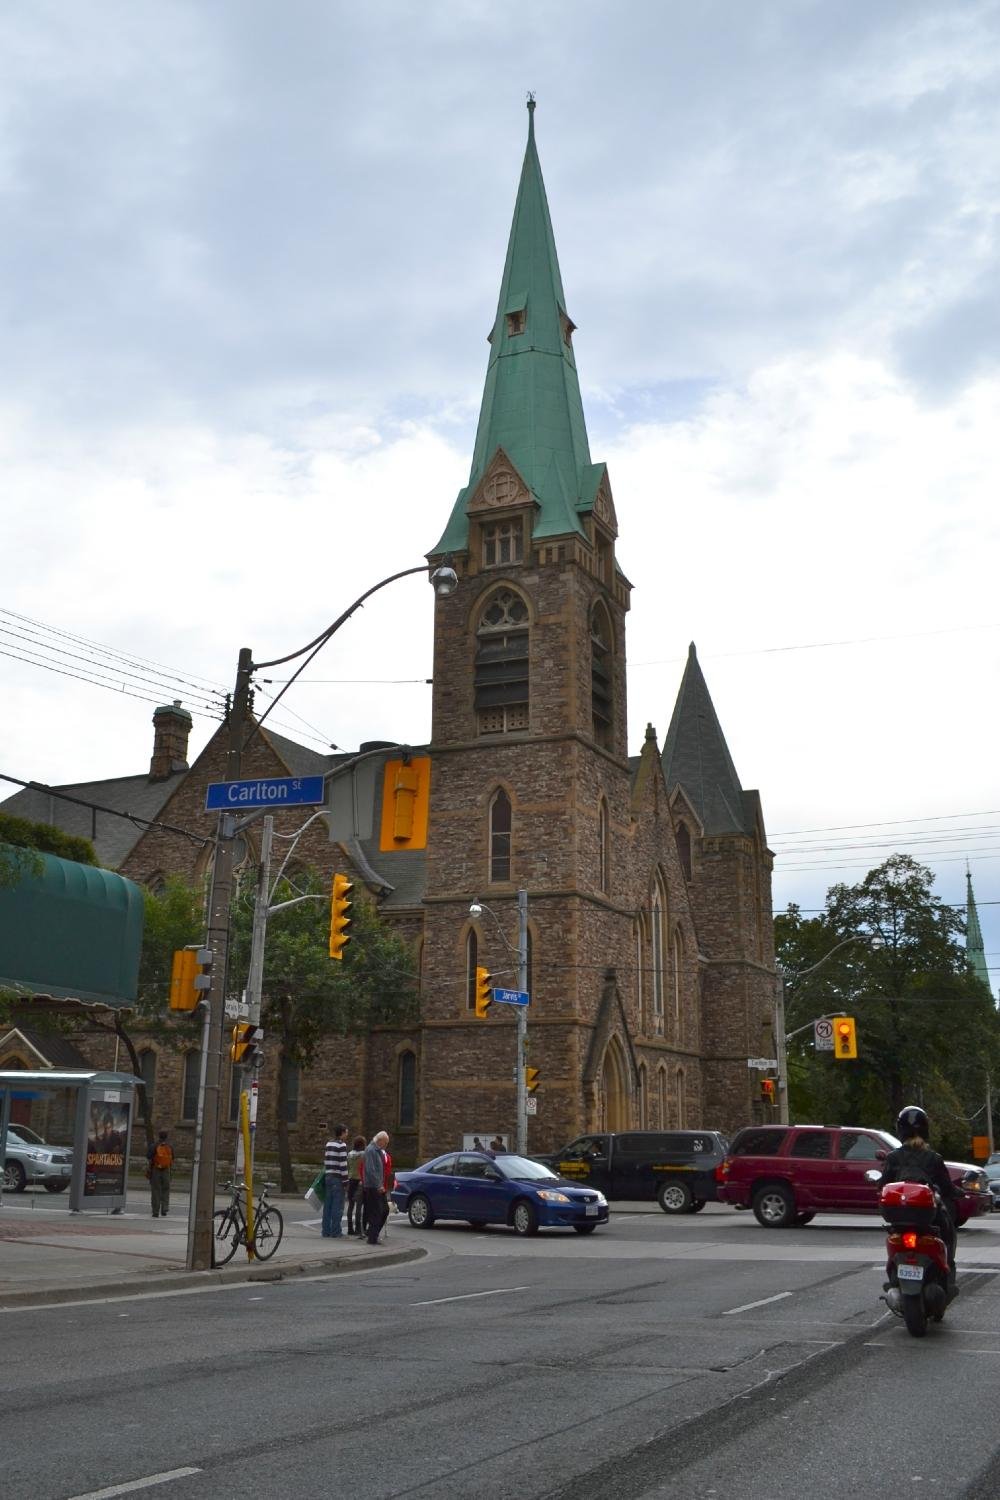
[630,620,1000,670]
[771,808,1000,838]
[0,772,212,848]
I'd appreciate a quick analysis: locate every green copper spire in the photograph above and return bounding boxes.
[433,100,605,555]
[966,868,992,995]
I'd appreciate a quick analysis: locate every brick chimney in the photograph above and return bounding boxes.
[149,701,192,781]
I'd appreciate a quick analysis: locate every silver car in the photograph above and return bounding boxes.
[982,1161,1000,1210]
[2,1124,74,1193]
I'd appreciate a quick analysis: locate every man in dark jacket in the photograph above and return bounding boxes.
[363,1131,390,1246]
[878,1104,957,1284]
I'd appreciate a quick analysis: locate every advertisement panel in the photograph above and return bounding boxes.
[84,1098,130,1197]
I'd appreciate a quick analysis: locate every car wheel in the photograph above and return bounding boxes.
[43,1181,70,1193]
[573,1223,598,1234]
[752,1183,795,1228]
[658,1180,693,1214]
[690,1200,706,1212]
[3,1160,26,1193]
[512,1199,539,1236]
[793,1212,815,1226]
[407,1194,435,1229]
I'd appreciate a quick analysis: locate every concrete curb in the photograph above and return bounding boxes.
[0,1244,427,1310]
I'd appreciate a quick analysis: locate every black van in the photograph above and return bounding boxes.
[534,1130,729,1213]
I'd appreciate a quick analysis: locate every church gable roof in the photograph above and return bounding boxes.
[432,101,600,556]
[661,643,750,837]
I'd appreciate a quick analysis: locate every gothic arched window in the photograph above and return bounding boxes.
[673,929,683,1023]
[475,588,529,736]
[676,820,692,881]
[489,788,512,883]
[634,917,645,1031]
[637,1063,647,1128]
[657,1066,668,1128]
[651,877,666,1028]
[590,601,614,749]
[398,1051,417,1129]
[676,1066,687,1128]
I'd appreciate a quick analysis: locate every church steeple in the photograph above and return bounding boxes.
[966,868,992,996]
[661,643,750,836]
[433,100,607,555]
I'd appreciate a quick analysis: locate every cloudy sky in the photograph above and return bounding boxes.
[3,1,999,985]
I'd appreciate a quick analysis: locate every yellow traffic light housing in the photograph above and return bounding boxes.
[834,1016,857,1060]
[169,946,211,1011]
[525,1067,540,1094]
[329,873,354,960]
[760,1078,776,1107]
[230,1022,260,1065]
[474,967,492,1019]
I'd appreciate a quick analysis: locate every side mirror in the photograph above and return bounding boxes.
[961,1170,982,1188]
[864,1169,882,1184]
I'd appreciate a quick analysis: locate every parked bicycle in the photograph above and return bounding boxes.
[212,1179,284,1266]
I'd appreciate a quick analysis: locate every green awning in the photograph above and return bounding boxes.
[0,849,144,1005]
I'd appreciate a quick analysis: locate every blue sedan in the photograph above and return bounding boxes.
[391,1150,610,1236]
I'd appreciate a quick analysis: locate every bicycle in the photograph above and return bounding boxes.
[212,1179,284,1266]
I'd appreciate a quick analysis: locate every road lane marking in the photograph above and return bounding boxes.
[68,1468,201,1499]
[722,1291,793,1315]
[411,1285,530,1306]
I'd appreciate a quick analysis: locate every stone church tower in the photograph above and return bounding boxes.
[420,101,775,1152]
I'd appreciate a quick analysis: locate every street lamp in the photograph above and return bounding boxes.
[469,890,529,1154]
[773,932,883,1124]
[186,562,457,1272]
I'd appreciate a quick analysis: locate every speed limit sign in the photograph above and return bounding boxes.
[814,1018,834,1052]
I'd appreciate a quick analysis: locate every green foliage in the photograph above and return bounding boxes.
[777,856,1000,1157]
[0,813,97,866]
[229,867,418,1070]
[134,877,205,1040]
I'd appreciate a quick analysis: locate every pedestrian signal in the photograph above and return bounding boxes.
[329,873,354,960]
[525,1067,540,1094]
[230,1022,262,1066]
[475,967,492,1019]
[834,1016,857,1060]
[760,1078,776,1107]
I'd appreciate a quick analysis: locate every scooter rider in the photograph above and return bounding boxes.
[879,1104,958,1288]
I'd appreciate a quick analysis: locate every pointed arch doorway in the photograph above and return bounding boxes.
[598,1037,629,1132]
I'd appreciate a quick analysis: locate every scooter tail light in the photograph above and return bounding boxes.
[902,1231,918,1250]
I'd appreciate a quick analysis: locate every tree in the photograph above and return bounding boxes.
[228,867,418,1190]
[776,856,1000,1157]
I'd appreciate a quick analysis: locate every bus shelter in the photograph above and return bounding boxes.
[0,1068,140,1214]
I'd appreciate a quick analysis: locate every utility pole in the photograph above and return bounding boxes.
[186,646,253,1272]
[516,888,528,1154]
[773,973,789,1125]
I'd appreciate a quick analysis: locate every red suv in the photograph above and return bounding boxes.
[716,1125,990,1228]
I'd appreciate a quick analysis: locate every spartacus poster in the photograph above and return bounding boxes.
[84,1099,130,1196]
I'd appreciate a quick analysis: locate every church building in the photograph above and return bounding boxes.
[2,104,776,1162]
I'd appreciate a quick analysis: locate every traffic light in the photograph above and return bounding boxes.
[760,1078,776,1107]
[525,1067,540,1094]
[169,946,212,1011]
[329,873,354,960]
[474,966,492,1019]
[834,1016,857,1060]
[230,1022,262,1066]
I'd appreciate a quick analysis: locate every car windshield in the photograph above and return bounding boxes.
[495,1155,559,1182]
[8,1124,44,1146]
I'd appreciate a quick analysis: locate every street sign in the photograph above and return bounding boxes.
[814,1018,834,1052]
[526,1096,537,1116]
[205,775,326,812]
[747,1057,778,1070]
[492,988,530,1007]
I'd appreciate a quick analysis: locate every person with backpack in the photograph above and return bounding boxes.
[146,1130,174,1218]
[879,1104,958,1286]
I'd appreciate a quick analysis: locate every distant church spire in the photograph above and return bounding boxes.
[661,643,749,835]
[966,867,992,995]
[433,100,608,555]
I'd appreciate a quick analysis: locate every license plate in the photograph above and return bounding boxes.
[897,1263,923,1281]
[585,1203,598,1217]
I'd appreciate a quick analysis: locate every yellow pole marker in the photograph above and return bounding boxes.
[240,1088,255,1259]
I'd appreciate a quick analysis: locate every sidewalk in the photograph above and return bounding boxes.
[0,1185,423,1308]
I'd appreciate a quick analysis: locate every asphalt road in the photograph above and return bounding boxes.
[5,1205,1000,1499]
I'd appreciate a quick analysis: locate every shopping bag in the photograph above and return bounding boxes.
[304,1170,326,1212]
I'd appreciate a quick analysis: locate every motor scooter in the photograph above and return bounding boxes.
[865,1169,955,1338]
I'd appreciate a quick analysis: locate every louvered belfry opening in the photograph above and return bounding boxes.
[475,588,529,735]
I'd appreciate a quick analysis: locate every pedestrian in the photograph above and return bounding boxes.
[489,1134,505,1153]
[146,1130,174,1218]
[346,1134,366,1237]
[322,1123,349,1238]
[363,1131,391,1245]
[472,1136,484,1151]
